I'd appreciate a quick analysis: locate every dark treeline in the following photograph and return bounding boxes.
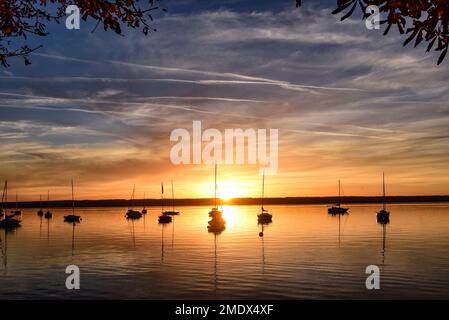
[2,196,449,208]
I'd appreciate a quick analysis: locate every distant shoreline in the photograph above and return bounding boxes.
[3,196,449,208]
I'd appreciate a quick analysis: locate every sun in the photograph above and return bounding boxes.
[218,182,238,202]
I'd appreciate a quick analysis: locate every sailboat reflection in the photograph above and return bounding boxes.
[0,229,8,272]
[46,216,51,242]
[160,223,167,263]
[70,222,80,256]
[210,230,222,294]
[381,223,388,266]
[329,211,347,247]
[39,215,43,238]
[258,224,269,275]
[128,218,136,247]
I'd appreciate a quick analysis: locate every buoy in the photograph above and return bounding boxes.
[259,232,263,237]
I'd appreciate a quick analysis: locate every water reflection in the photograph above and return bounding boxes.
[1,204,449,299]
[0,229,8,272]
[128,218,136,247]
[329,212,348,247]
[380,222,388,267]
[71,222,79,256]
[161,223,167,263]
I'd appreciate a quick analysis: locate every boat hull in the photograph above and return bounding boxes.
[377,210,390,224]
[258,212,273,223]
[158,215,172,223]
[44,211,53,219]
[64,215,81,223]
[0,218,21,229]
[126,210,142,220]
[207,217,226,233]
[162,211,179,216]
[328,207,349,215]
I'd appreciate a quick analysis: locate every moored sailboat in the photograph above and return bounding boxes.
[64,180,81,223]
[126,185,142,219]
[377,172,390,224]
[257,170,272,224]
[0,181,21,229]
[142,192,147,214]
[37,194,44,216]
[328,180,349,214]
[44,190,52,219]
[208,163,223,219]
[162,180,179,216]
[158,183,172,223]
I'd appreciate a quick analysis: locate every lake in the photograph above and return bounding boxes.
[1,203,449,299]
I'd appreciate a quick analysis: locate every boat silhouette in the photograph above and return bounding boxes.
[377,172,390,224]
[328,180,349,214]
[159,182,173,223]
[208,163,223,219]
[64,180,81,223]
[141,192,147,214]
[0,181,21,230]
[257,170,273,224]
[125,184,142,220]
[162,180,180,216]
[44,190,53,219]
[37,194,44,216]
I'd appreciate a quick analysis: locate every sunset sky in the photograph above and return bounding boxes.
[1,0,449,201]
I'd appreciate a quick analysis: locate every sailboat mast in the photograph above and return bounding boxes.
[171,180,175,212]
[5,181,7,212]
[161,182,164,212]
[382,172,386,211]
[338,180,341,208]
[15,192,18,210]
[40,194,42,210]
[261,171,265,210]
[47,190,50,212]
[71,179,75,215]
[131,184,135,210]
[214,163,217,208]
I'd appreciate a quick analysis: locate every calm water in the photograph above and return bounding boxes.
[1,203,449,299]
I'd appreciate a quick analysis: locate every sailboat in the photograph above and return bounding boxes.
[207,164,226,232]
[44,190,52,219]
[162,180,179,216]
[64,180,81,223]
[142,192,147,214]
[208,163,223,218]
[125,185,142,219]
[13,192,22,216]
[158,183,172,223]
[328,180,349,214]
[377,172,390,224]
[0,181,21,229]
[37,194,44,216]
[257,170,272,224]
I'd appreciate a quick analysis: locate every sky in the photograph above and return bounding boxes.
[1,0,449,201]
